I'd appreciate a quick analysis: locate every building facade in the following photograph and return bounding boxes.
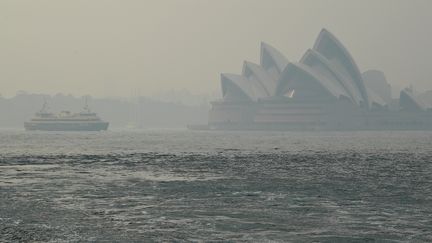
[208,29,432,130]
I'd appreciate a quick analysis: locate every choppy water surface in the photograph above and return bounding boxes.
[1,129,432,242]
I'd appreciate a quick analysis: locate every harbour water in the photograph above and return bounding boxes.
[1,129,432,242]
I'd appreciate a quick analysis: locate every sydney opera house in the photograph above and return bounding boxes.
[208,29,432,130]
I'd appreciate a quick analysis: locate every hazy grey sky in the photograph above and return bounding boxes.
[1,0,432,98]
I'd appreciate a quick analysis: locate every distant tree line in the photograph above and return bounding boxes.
[0,93,209,129]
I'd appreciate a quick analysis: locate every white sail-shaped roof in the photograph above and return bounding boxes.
[366,87,387,108]
[400,88,427,111]
[221,73,272,101]
[276,62,350,101]
[260,42,289,81]
[242,61,276,96]
[362,70,392,105]
[313,29,369,108]
[218,28,394,111]
[300,49,360,105]
[220,74,254,101]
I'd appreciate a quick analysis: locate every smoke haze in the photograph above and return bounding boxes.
[1,0,432,98]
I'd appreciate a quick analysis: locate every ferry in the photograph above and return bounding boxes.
[24,100,109,131]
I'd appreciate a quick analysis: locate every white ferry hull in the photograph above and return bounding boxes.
[24,122,109,131]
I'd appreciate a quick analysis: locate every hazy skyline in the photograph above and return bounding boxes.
[2,0,432,98]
